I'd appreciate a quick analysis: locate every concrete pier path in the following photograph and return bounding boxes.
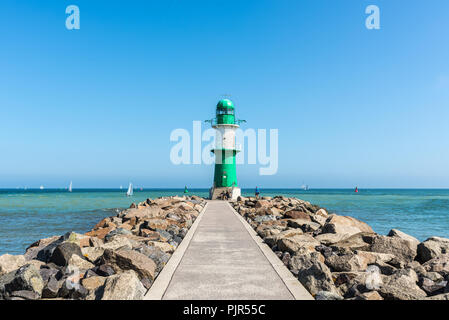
[145,200,313,300]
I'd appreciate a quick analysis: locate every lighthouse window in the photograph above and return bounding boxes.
[217,109,234,115]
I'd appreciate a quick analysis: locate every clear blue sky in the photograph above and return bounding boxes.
[1,0,448,188]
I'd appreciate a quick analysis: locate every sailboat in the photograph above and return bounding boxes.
[68,181,72,193]
[301,182,309,191]
[126,183,133,197]
[39,185,44,190]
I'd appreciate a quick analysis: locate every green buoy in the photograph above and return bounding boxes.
[184,186,188,193]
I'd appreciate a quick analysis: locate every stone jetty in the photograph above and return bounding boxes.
[0,196,206,300]
[231,196,449,300]
[1,194,449,300]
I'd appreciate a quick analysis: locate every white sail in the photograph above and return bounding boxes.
[68,181,72,192]
[39,185,44,190]
[126,183,133,197]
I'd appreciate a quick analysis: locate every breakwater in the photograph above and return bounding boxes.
[231,196,449,300]
[0,196,206,300]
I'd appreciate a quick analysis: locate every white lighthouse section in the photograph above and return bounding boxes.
[215,125,238,150]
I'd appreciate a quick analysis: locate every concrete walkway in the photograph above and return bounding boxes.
[146,200,313,300]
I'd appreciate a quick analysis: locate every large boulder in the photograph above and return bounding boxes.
[24,236,61,262]
[321,215,374,238]
[67,254,95,271]
[378,268,427,300]
[422,254,449,275]
[417,237,449,263]
[50,242,83,266]
[100,270,146,300]
[277,234,320,254]
[369,235,417,263]
[330,232,374,250]
[288,252,338,295]
[388,229,420,246]
[121,206,163,220]
[0,254,26,275]
[100,249,156,281]
[5,264,44,297]
[325,253,371,272]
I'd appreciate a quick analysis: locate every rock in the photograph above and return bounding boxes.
[422,254,449,275]
[101,235,133,251]
[81,276,106,291]
[81,247,105,264]
[100,249,156,280]
[379,268,427,300]
[388,229,420,246]
[288,252,338,295]
[426,293,449,300]
[50,242,83,267]
[39,266,59,283]
[254,215,277,223]
[134,245,171,273]
[24,236,61,262]
[325,253,370,272]
[0,254,26,275]
[315,233,351,246]
[42,276,62,298]
[104,228,132,241]
[284,210,311,220]
[5,264,44,296]
[254,200,270,208]
[58,280,88,299]
[419,277,447,295]
[356,291,383,300]
[93,264,115,277]
[100,270,146,300]
[9,290,40,300]
[369,235,417,263]
[314,291,344,300]
[142,218,170,231]
[122,206,163,220]
[264,229,303,247]
[315,208,329,217]
[85,226,115,240]
[67,254,95,271]
[277,234,320,254]
[330,232,374,250]
[417,237,449,263]
[0,271,16,299]
[287,219,321,232]
[147,241,174,253]
[322,215,374,238]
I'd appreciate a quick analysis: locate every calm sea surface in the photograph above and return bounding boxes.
[1,188,448,255]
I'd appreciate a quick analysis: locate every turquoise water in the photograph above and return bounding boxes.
[0,188,448,255]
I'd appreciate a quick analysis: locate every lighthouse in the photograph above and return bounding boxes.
[206,99,245,200]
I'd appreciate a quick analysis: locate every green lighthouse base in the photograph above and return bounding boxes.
[209,186,241,201]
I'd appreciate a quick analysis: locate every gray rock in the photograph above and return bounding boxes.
[42,276,62,298]
[417,237,449,263]
[254,215,277,223]
[24,236,62,262]
[100,270,145,300]
[134,245,170,273]
[0,271,16,299]
[9,290,40,300]
[419,277,447,295]
[388,229,420,245]
[5,264,44,296]
[93,264,115,277]
[50,242,83,267]
[369,235,417,263]
[104,228,132,242]
[315,290,344,300]
[288,251,338,295]
[58,280,88,299]
[422,254,449,275]
[379,268,427,300]
[100,248,156,280]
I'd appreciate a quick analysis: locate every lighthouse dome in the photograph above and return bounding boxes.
[217,99,234,109]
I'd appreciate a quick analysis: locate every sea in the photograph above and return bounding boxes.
[1,188,448,255]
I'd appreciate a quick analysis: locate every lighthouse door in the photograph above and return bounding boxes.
[223,171,227,187]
